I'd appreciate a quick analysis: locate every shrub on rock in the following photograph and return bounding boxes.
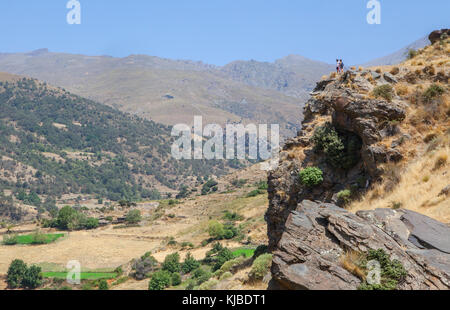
[299,167,323,187]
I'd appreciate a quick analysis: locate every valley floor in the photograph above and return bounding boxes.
[0,164,269,289]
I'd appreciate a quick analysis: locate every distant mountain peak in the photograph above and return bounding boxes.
[363,37,430,67]
[26,48,50,56]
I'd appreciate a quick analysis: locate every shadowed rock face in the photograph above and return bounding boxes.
[270,201,450,290]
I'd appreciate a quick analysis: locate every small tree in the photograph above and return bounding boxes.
[208,221,225,240]
[148,270,171,290]
[181,253,201,274]
[126,209,142,224]
[7,259,27,288]
[132,253,158,280]
[84,217,99,230]
[162,252,181,273]
[213,248,234,271]
[56,206,78,230]
[98,279,109,290]
[171,272,182,286]
[21,265,43,289]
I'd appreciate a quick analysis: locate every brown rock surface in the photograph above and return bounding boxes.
[271,201,450,290]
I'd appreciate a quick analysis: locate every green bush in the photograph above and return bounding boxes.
[423,84,445,102]
[373,84,394,102]
[126,209,142,224]
[197,279,218,290]
[162,252,180,273]
[208,221,225,239]
[98,279,109,290]
[213,248,234,271]
[253,245,268,258]
[192,267,212,285]
[231,179,247,188]
[181,242,194,249]
[56,206,78,230]
[216,256,246,277]
[149,270,171,290]
[7,259,28,288]
[220,272,233,280]
[7,259,42,289]
[3,234,18,245]
[132,253,158,280]
[248,254,272,282]
[246,189,266,198]
[299,167,323,187]
[184,278,197,290]
[337,190,352,206]
[167,237,177,246]
[171,272,182,286]
[53,206,99,231]
[406,49,418,59]
[181,253,201,274]
[223,211,244,222]
[311,123,361,170]
[202,179,219,195]
[83,217,99,230]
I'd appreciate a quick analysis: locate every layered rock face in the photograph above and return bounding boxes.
[266,35,450,290]
[271,201,450,290]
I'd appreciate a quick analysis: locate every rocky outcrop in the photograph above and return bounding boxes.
[266,31,450,290]
[429,29,450,44]
[271,201,450,290]
[267,68,407,249]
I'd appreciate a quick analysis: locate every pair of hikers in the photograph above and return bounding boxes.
[336,59,344,74]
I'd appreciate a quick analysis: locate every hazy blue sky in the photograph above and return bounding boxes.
[0,0,448,65]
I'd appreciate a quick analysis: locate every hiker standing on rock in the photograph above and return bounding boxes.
[340,59,344,73]
[336,59,340,74]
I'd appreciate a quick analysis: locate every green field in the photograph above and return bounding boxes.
[43,272,118,280]
[3,233,65,245]
[232,248,255,258]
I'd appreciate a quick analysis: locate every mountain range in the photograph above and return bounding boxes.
[0,36,428,138]
[362,36,430,67]
[0,50,336,137]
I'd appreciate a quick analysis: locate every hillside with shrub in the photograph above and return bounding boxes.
[0,74,243,221]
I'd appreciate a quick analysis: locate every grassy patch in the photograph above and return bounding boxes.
[232,248,255,258]
[3,233,65,245]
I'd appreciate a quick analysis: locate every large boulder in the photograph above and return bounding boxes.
[271,201,450,290]
[429,29,450,44]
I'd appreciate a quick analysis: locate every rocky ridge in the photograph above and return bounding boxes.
[266,32,450,290]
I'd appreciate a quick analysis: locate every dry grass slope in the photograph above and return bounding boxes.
[350,39,450,223]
